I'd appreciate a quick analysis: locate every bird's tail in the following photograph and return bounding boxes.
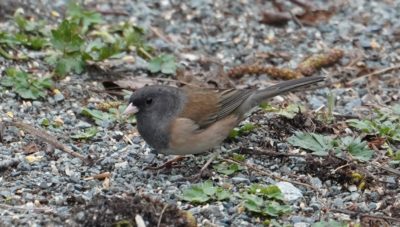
[238,76,325,115]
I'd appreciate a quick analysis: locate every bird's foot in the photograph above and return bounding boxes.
[144,155,186,170]
[186,151,219,181]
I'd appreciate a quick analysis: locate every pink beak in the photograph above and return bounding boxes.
[123,103,139,115]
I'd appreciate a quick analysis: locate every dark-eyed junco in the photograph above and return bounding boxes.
[123,76,324,155]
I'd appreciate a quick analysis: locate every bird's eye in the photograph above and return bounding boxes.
[146,98,153,105]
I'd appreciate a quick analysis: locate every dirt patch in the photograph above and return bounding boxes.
[70,193,196,227]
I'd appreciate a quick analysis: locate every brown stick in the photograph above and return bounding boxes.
[10,120,88,163]
[347,64,400,84]
[157,204,168,227]
[330,208,400,223]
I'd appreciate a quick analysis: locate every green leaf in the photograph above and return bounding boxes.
[14,9,45,33]
[0,77,14,87]
[340,136,374,161]
[288,132,333,155]
[249,185,284,201]
[71,127,98,140]
[201,180,217,196]
[51,20,84,53]
[181,185,210,203]
[243,194,263,212]
[123,25,146,47]
[40,118,50,127]
[148,54,177,74]
[180,180,230,203]
[276,104,304,119]
[263,201,291,217]
[215,188,231,201]
[81,108,116,125]
[232,154,246,162]
[347,119,375,133]
[67,1,103,33]
[54,54,85,75]
[229,123,256,139]
[213,162,243,175]
[394,151,400,161]
[1,68,52,100]
[148,56,162,73]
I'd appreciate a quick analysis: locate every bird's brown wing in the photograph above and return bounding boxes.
[179,87,253,129]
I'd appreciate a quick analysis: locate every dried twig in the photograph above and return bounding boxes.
[9,120,88,163]
[222,158,318,191]
[370,162,400,177]
[347,64,400,84]
[157,204,168,227]
[84,172,111,180]
[239,147,306,158]
[330,208,400,223]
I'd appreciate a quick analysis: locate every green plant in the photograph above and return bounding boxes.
[288,132,374,161]
[46,19,85,76]
[287,132,333,155]
[66,1,103,34]
[71,127,98,140]
[1,68,52,99]
[242,184,290,217]
[229,123,256,139]
[148,54,177,74]
[181,180,231,203]
[213,162,243,175]
[347,107,400,143]
[261,103,305,119]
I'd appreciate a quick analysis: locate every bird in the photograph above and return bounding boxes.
[123,76,324,159]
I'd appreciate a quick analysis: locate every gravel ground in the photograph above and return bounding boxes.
[0,0,400,226]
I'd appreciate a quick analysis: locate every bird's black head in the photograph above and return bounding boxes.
[123,85,185,151]
[123,85,184,119]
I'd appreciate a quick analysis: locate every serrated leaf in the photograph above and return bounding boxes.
[288,132,333,155]
[340,136,374,161]
[263,201,291,217]
[54,54,85,75]
[67,1,103,34]
[1,68,52,100]
[181,185,210,203]
[51,20,83,53]
[243,194,263,212]
[347,119,375,133]
[216,189,231,201]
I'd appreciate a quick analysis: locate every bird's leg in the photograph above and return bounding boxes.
[189,150,220,180]
[144,155,186,170]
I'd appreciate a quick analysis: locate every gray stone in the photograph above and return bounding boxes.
[310,177,323,189]
[76,121,92,129]
[276,182,303,202]
[54,93,65,102]
[350,192,360,201]
[231,176,250,184]
[348,185,357,192]
[333,197,344,208]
